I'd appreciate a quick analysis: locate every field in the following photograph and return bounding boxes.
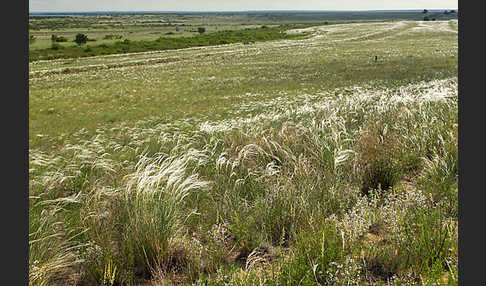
[29,14,458,286]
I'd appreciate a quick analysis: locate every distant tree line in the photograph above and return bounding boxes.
[422,9,456,21]
[29,24,319,61]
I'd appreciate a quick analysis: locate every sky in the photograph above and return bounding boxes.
[29,0,458,13]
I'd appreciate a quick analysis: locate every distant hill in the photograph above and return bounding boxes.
[29,9,458,17]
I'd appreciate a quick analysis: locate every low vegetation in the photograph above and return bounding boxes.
[29,24,315,62]
[29,19,458,285]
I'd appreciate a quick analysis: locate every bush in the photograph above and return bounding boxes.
[74,33,88,45]
[103,34,123,40]
[198,27,206,34]
[51,34,68,42]
[50,43,63,50]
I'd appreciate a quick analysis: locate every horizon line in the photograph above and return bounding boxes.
[29,8,458,14]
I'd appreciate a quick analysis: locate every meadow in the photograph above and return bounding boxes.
[29,16,458,285]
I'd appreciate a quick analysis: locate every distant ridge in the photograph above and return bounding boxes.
[29,9,458,16]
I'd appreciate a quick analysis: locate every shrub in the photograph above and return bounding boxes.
[103,34,123,40]
[198,27,206,34]
[74,33,88,45]
[50,43,63,50]
[51,34,68,42]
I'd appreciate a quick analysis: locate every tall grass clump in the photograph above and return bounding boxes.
[81,152,210,284]
[399,207,457,280]
[29,196,86,286]
[355,122,406,196]
[417,128,458,217]
[124,153,209,272]
[362,205,457,284]
[276,220,353,285]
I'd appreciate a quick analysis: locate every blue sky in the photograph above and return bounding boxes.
[29,0,458,12]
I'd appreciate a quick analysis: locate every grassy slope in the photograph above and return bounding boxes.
[29,21,457,150]
[29,20,458,286]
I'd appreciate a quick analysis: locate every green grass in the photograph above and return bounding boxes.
[29,24,314,61]
[29,21,457,151]
[29,19,458,285]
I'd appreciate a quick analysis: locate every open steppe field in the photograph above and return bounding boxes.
[29,13,272,51]
[29,19,458,285]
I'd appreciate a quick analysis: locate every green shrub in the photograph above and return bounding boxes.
[74,33,88,45]
[51,34,68,42]
[50,43,63,50]
[103,34,123,40]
